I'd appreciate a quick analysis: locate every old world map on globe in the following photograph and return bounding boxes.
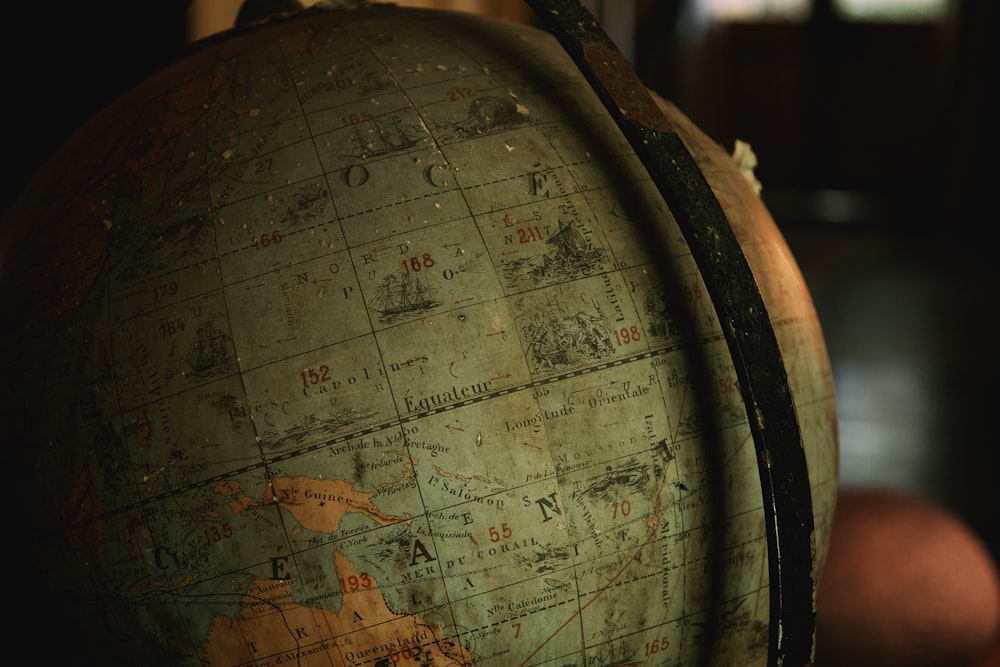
[2,3,837,665]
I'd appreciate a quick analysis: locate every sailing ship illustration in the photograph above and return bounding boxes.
[504,219,606,288]
[590,638,640,666]
[552,219,588,254]
[538,220,605,274]
[339,116,422,159]
[373,271,440,323]
[183,320,232,378]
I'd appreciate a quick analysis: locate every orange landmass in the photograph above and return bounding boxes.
[198,551,474,666]
[214,476,408,534]
[59,467,107,553]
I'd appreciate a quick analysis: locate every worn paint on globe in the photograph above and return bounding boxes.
[2,5,838,665]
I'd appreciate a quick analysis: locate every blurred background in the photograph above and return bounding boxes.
[3,0,995,614]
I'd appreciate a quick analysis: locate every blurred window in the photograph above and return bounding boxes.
[702,0,810,21]
[701,0,947,21]
[833,0,948,21]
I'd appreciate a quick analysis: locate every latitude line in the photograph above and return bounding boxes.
[53,333,725,531]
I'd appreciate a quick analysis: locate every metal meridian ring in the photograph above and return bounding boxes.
[522,1,818,664]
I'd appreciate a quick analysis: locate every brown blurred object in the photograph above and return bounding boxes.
[974,632,1000,667]
[816,489,1000,666]
[187,0,537,41]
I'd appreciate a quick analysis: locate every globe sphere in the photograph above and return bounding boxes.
[1,5,837,665]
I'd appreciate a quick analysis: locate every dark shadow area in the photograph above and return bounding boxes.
[1,2,191,217]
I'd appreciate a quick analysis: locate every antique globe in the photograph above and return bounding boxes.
[1,2,838,665]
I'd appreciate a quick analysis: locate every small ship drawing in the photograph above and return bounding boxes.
[184,320,232,378]
[373,272,439,322]
[549,218,589,257]
[519,219,606,284]
[340,116,421,159]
